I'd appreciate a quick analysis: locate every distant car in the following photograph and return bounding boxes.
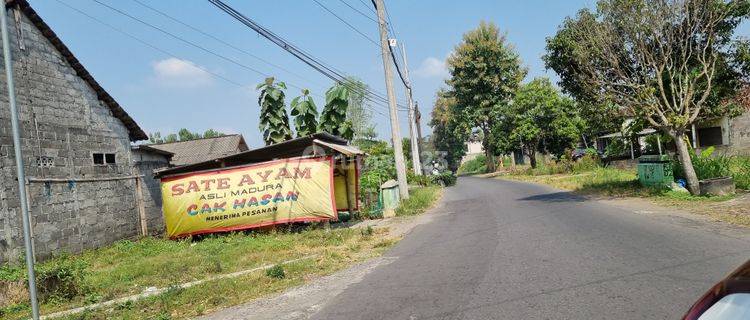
[682,259,750,320]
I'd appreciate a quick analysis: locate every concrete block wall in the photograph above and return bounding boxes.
[134,160,168,236]
[0,8,142,262]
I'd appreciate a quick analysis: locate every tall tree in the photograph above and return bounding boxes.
[290,89,319,137]
[547,0,749,194]
[544,10,623,138]
[503,78,582,168]
[319,83,354,140]
[149,128,225,143]
[429,90,468,173]
[257,77,293,145]
[202,129,224,139]
[446,21,526,172]
[343,77,376,141]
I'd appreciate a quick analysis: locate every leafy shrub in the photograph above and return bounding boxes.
[407,172,434,186]
[513,154,600,176]
[457,155,487,174]
[431,172,457,186]
[359,154,396,194]
[604,138,628,157]
[395,186,441,216]
[265,264,285,279]
[34,254,90,302]
[730,156,750,190]
[674,147,731,181]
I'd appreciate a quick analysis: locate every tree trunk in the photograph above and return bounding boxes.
[671,131,700,195]
[482,129,496,173]
[484,147,496,173]
[528,148,538,168]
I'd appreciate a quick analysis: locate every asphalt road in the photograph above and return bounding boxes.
[309,177,750,320]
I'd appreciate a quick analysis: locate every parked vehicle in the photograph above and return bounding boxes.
[682,259,750,319]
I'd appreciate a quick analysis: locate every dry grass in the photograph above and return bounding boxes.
[499,167,750,227]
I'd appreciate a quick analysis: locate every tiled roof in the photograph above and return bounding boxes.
[147,135,249,166]
[8,0,147,141]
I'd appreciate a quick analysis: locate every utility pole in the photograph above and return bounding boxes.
[399,43,422,176]
[1,4,40,320]
[415,102,424,173]
[374,0,408,199]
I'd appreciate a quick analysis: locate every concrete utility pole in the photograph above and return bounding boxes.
[374,0,408,199]
[415,102,424,173]
[399,43,422,176]
[1,4,40,320]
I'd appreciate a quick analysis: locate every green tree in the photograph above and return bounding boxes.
[290,89,319,138]
[446,21,526,173]
[546,0,749,194]
[150,129,225,143]
[202,129,224,139]
[319,83,354,140]
[503,78,581,168]
[178,128,201,141]
[257,77,293,145]
[429,90,467,173]
[544,10,623,138]
[343,77,376,141]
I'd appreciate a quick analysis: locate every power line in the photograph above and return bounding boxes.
[355,0,376,13]
[54,0,395,122]
[369,0,410,90]
[129,0,325,91]
[337,0,377,23]
[309,0,379,47]
[54,0,245,87]
[207,0,408,110]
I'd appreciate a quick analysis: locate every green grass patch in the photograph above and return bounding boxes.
[395,186,442,216]
[500,166,749,227]
[1,226,399,320]
[457,155,487,175]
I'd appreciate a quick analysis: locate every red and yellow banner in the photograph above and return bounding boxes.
[160,157,336,238]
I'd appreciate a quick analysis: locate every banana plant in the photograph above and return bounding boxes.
[290,89,319,138]
[257,77,293,145]
[319,83,354,140]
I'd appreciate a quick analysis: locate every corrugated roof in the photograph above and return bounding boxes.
[8,0,147,141]
[147,135,249,166]
[154,133,354,178]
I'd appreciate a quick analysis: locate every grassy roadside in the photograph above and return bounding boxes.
[499,167,750,227]
[1,186,443,320]
[396,186,443,216]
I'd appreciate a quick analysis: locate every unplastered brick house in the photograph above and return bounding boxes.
[0,0,159,262]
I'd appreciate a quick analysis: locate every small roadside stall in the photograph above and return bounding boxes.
[153,133,363,238]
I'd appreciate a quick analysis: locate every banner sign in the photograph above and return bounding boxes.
[160,157,336,238]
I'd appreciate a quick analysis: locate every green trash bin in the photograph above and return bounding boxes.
[637,155,673,187]
[380,180,400,218]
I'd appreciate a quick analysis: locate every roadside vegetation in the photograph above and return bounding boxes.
[500,152,750,226]
[396,186,443,216]
[0,227,399,320]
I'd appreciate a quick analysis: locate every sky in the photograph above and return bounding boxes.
[26,0,747,148]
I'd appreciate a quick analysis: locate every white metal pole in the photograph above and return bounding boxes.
[1,4,40,319]
[374,0,408,198]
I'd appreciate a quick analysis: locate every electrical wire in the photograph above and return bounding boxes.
[310,0,379,47]
[207,0,409,110]
[55,0,396,119]
[337,0,377,23]
[129,0,325,91]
